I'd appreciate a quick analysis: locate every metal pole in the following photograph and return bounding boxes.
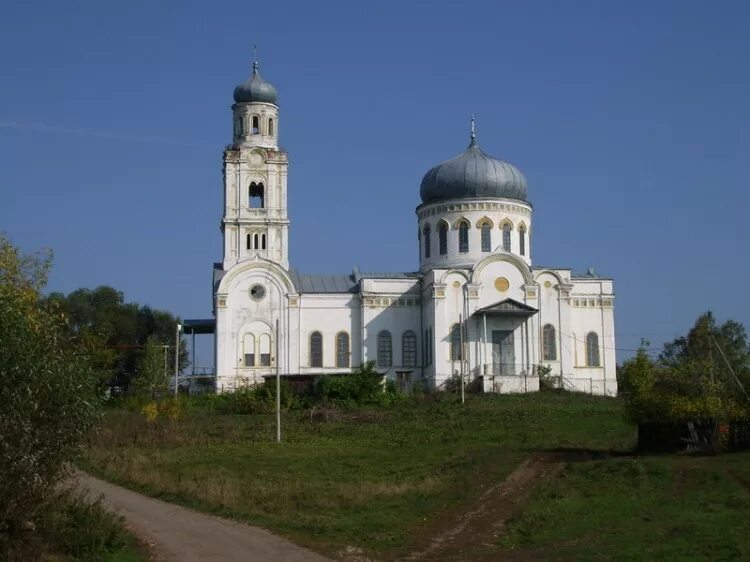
[276,318,281,443]
[174,324,181,396]
[459,313,465,404]
[192,330,196,376]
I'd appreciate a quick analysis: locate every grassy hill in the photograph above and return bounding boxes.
[83,392,750,560]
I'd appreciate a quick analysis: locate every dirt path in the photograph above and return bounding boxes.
[73,472,330,562]
[407,453,565,561]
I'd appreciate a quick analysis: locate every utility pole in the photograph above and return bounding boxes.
[174,324,182,396]
[275,319,281,443]
[459,313,465,404]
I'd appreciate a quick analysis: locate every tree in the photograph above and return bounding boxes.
[0,234,101,545]
[132,335,168,398]
[622,312,750,425]
[43,286,189,391]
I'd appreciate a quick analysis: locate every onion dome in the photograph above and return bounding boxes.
[420,130,528,205]
[233,61,278,105]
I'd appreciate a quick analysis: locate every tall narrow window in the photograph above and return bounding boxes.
[310,331,323,368]
[249,182,264,208]
[268,118,274,136]
[377,331,392,367]
[259,334,271,366]
[236,117,243,137]
[542,324,557,361]
[336,332,350,369]
[246,233,251,250]
[253,233,259,249]
[439,222,448,255]
[481,223,491,252]
[252,115,259,134]
[336,332,350,368]
[458,222,469,253]
[402,331,417,367]
[502,223,511,251]
[519,225,526,256]
[586,332,600,367]
[423,224,431,258]
[244,333,256,367]
[261,233,267,250]
[450,323,462,361]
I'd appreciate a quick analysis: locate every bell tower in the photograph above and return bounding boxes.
[221,59,289,271]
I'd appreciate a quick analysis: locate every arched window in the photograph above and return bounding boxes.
[519,225,527,256]
[253,233,259,249]
[261,233,267,250]
[268,118,274,136]
[249,182,264,208]
[423,224,431,258]
[450,323,462,361]
[310,332,323,368]
[244,333,256,367]
[377,330,392,367]
[236,117,243,137]
[481,222,491,252]
[251,115,259,134]
[439,222,448,255]
[458,221,469,253]
[336,332,350,368]
[246,233,251,250]
[586,332,600,367]
[542,324,557,361]
[259,334,271,366]
[502,223,511,251]
[402,331,417,367]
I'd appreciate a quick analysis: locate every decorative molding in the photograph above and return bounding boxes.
[433,283,446,299]
[417,200,532,220]
[466,283,481,299]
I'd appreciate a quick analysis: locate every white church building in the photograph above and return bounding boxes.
[203,61,617,396]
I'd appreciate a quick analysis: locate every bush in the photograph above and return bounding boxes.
[315,361,394,406]
[203,380,297,415]
[0,235,101,549]
[1,490,135,561]
[538,363,558,391]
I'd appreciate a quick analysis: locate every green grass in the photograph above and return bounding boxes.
[84,392,633,558]
[500,452,750,560]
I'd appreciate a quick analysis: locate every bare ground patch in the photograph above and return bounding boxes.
[407,453,565,561]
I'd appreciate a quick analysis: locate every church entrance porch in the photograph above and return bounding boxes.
[473,298,539,394]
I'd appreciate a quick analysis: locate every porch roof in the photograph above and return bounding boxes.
[474,298,538,317]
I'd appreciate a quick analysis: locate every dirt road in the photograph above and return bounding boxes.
[74,472,330,562]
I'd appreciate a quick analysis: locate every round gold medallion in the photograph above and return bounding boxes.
[494,277,509,292]
[452,281,461,288]
[544,281,552,288]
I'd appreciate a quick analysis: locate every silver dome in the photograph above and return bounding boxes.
[420,138,528,205]
[233,62,278,105]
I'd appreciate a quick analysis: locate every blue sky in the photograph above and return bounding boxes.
[2,0,748,368]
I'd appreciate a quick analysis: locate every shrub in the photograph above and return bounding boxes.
[0,235,101,549]
[315,361,394,406]
[1,490,134,561]
[538,364,558,391]
[207,380,297,415]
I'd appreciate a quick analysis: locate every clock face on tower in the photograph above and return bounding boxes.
[249,152,264,166]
